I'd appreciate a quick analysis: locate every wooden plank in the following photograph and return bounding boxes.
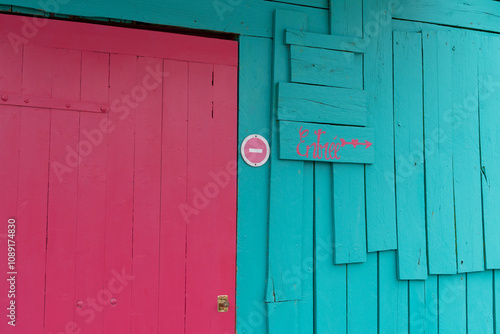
[185,62,214,333]
[14,43,52,334]
[0,42,23,92]
[236,36,272,334]
[478,34,500,270]
[314,161,346,334]
[363,0,397,252]
[266,10,306,308]
[423,276,439,334]
[378,251,408,333]
[409,280,439,333]
[0,107,20,334]
[393,31,427,280]
[451,31,484,273]
[130,57,163,334]
[330,0,362,37]
[332,164,366,264]
[44,48,81,334]
[290,45,363,89]
[277,82,367,126]
[211,64,238,333]
[438,275,467,334]
[394,0,500,34]
[0,1,330,38]
[423,30,457,275]
[267,301,299,334]
[285,29,366,53]
[347,253,377,333]
[467,271,494,333]
[279,121,374,164]
[267,0,328,9]
[159,59,188,333]
[495,271,500,334]
[73,51,108,334]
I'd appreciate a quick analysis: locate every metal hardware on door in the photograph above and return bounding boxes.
[217,295,229,312]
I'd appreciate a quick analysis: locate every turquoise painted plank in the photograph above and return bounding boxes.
[266,9,306,309]
[378,251,408,333]
[467,271,494,333]
[267,301,299,334]
[299,162,314,333]
[330,0,362,38]
[332,164,366,264]
[478,34,500,270]
[347,253,377,333]
[451,31,484,274]
[438,274,467,334]
[363,0,397,252]
[495,271,500,333]
[236,35,273,334]
[0,0,329,38]
[422,30,457,275]
[290,45,363,89]
[278,121,374,164]
[277,82,367,126]
[393,31,427,280]
[285,29,366,53]
[394,0,500,34]
[409,278,438,334]
[314,162,346,334]
[328,0,366,268]
[267,0,328,9]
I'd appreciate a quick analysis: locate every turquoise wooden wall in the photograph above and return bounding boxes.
[2,0,500,333]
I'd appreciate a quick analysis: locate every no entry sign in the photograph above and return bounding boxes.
[241,134,270,167]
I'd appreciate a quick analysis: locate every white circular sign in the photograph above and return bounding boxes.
[241,134,270,167]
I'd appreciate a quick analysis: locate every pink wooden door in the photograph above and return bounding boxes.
[0,14,237,334]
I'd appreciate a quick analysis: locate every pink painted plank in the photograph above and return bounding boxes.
[130,56,163,333]
[102,53,136,334]
[0,13,238,66]
[73,52,109,333]
[0,42,23,92]
[22,45,52,97]
[159,59,189,333]
[44,48,81,334]
[15,108,51,333]
[185,62,215,334]
[0,107,21,334]
[210,64,238,333]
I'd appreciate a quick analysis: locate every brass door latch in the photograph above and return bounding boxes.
[217,295,229,312]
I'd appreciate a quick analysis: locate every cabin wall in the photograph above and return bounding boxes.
[1,0,500,333]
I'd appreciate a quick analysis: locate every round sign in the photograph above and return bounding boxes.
[241,134,270,167]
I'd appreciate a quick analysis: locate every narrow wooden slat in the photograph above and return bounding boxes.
[277,82,367,126]
[452,31,484,273]
[267,302,299,334]
[333,164,366,264]
[347,253,377,333]
[409,280,439,333]
[236,36,271,334]
[211,64,238,333]
[290,45,363,89]
[478,34,500,269]
[0,42,23,92]
[285,29,366,53]
[130,57,163,334]
[266,10,306,309]
[467,271,494,333]
[268,0,328,9]
[159,59,188,333]
[495,271,500,333]
[44,48,81,334]
[393,31,427,280]
[73,52,108,334]
[330,0,362,37]
[378,251,408,333]
[0,107,21,334]
[0,92,107,113]
[364,0,397,252]
[438,275,467,334]
[423,30,457,274]
[103,53,135,333]
[185,62,214,334]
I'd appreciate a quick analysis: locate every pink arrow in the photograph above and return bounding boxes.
[340,138,372,149]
